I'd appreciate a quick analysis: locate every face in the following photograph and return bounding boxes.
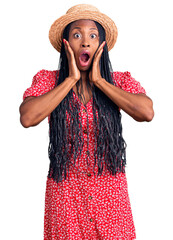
[68,19,100,71]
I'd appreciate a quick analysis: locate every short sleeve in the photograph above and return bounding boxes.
[23,69,58,100]
[112,71,146,94]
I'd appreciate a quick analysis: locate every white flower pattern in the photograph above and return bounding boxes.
[23,70,146,240]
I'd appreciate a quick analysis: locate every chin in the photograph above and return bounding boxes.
[77,61,93,72]
[77,64,90,72]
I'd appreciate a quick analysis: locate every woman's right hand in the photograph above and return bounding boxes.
[63,39,81,82]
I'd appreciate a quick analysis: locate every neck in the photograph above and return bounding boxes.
[80,71,88,84]
[80,70,94,89]
[73,70,93,96]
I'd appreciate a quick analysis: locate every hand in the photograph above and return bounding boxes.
[63,39,81,82]
[89,41,106,84]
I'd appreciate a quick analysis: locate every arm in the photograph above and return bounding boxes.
[20,39,82,128]
[19,77,77,128]
[94,78,154,122]
[89,42,154,122]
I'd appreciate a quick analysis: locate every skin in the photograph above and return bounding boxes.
[64,20,104,103]
[19,19,154,128]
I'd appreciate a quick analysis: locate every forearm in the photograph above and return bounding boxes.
[19,77,77,128]
[94,78,154,122]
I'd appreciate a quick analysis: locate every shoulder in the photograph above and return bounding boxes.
[112,71,134,86]
[32,69,59,86]
[23,69,59,100]
[112,71,146,94]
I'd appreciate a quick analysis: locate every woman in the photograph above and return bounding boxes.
[20,4,154,240]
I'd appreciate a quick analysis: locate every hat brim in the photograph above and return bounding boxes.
[49,11,118,52]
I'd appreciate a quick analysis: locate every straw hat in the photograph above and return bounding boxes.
[49,4,118,52]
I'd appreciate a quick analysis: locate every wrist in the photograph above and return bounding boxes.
[94,77,105,86]
[66,76,79,84]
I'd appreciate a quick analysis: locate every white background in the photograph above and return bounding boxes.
[0,0,173,239]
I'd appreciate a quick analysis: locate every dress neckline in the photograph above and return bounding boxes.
[72,89,93,107]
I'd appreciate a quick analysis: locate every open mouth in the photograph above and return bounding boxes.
[79,50,90,67]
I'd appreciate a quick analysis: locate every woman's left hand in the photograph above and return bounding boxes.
[89,41,106,84]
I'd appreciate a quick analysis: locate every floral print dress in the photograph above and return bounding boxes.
[23,70,146,240]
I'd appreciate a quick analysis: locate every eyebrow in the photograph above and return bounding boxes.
[71,27,98,31]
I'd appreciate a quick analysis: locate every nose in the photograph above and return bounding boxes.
[82,43,90,47]
[81,35,90,48]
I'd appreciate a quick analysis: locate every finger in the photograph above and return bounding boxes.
[100,41,106,49]
[64,39,70,49]
[94,46,104,64]
[89,71,92,81]
[96,41,106,54]
[63,39,70,52]
[63,39,75,60]
[97,48,103,60]
[63,39,68,50]
[94,41,106,60]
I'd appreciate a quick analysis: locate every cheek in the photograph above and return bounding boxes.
[68,41,77,54]
[94,41,100,51]
[68,42,79,62]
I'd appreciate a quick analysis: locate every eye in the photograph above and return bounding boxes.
[74,33,81,38]
[90,33,97,39]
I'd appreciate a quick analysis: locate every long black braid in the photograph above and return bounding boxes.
[48,21,126,183]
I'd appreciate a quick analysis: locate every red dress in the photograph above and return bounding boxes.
[23,70,146,240]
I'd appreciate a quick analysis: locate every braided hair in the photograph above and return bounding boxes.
[48,21,126,183]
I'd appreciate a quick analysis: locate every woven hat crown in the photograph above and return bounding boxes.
[66,4,99,14]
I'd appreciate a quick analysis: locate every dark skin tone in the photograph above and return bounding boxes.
[19,20,154,128]
[64,20,102,104]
